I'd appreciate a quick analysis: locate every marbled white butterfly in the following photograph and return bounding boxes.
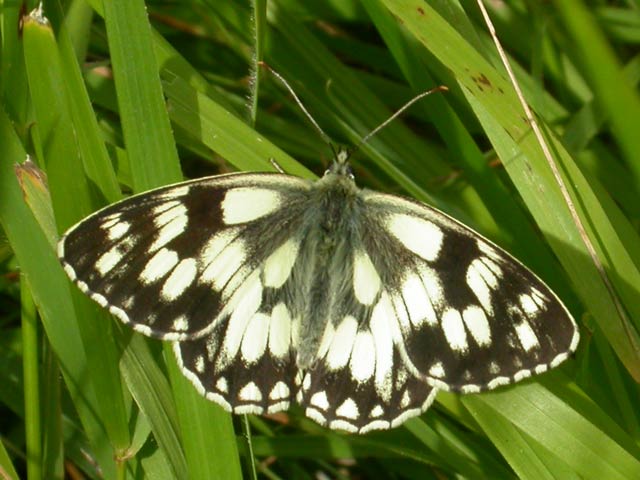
[58,147,579,434]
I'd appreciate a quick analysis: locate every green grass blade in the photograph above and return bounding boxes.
[0,439,19,480]
[553,0,640,185]
[22,9,132,457]
[20,279,42,480]
[103,0,182,191]
[0,106,117,478]
[464,382,640,480]
[102,2,243,476]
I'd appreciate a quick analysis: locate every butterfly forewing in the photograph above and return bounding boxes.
[58,173,311,341]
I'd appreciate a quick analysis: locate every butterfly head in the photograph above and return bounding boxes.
[324,147,355,182]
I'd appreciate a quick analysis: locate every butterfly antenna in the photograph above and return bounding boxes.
[351,86,449,156]
[259,62,333,146]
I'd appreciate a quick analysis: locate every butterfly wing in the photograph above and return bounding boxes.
[59,172,319,413]
[358,190,580,393]
[58,173,311,341]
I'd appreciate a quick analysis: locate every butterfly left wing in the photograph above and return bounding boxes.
[358,190,580,393]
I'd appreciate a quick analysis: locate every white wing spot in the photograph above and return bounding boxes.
[326,316,358,370]
[195,356,205,373]
[216,377,228,393]
[336,398,359,420]
[361,420,390,433]
[241,313,270,363]
[514,370,532,382]
[487,376,511,389]
[466,259,496,314]
[95,245,124,275]
[201,235,246,291]
[263,238,299,288]
[519,294,539,317]
[370,405,384,418]
[269,381,290,400]
[370,294,394,402]
[428,361,445,378]
[462,305,492,347]
[386,213,444,261]
[353,250,381,305]
[220,271,263,363]
[139,248,179,284]
[401,272,437,327]
[154,203,187,228]
[310,391,329,411]
[349,331,376,382]
[161,258,197,301]
[329,420,358,433]
[238,382,262,402]
[530,287,548,307]
[302,372,311,391]
[234,405,263,415]
[419,265,444,310]
[158,185,190,199]
[305,408,326,426]
[489,361,500,374]
[172,315,189,331]
[105,221,130,241]
[515,321,540,351]
[222,188,282,225]
[391,293,410,331]
[150,212,188,251]
[152,200,181,216]
[400,390,411,408]
[535,364,549,374]
[100,215,120,229]
[316,320,335,359]
[441,308,469,352]
[269,303,292,358]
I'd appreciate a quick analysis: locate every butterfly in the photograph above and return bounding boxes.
[58,148,579,434]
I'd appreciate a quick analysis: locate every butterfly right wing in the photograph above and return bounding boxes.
[358,190,580,393]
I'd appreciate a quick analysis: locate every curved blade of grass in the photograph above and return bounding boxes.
[120,337,187,479]
[0,440,19,480]
[553,0,640,185]
[22,7,131,456]
[0,107,117,478]
[463,381,640,480]
[102,1,242,476]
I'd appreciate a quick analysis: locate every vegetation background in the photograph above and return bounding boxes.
[1,0,640,478]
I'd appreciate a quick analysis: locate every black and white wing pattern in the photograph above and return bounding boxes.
[59,173,310,415]
[356,190,580,394]
[59,160,579,434]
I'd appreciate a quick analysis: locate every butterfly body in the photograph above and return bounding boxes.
[59,153,579,433]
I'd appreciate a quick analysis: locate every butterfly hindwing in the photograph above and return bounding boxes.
[298,333,436,433]
[174,288,299,415]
